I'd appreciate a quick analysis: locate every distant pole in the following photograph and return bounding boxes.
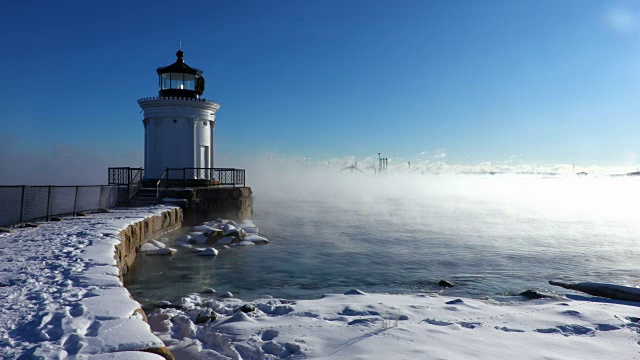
[408,161,411,170]
[378,153,381,171]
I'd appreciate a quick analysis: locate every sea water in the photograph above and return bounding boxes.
[124,175,640,306]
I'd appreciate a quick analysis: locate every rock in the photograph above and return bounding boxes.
[201,288,216,294]
[445,299,464,305]
[439,280,455,288]
[197,248,219,256]
[0,227,15,233]
[226,220,238,227]
[174,241,191,248]
[216,236,237,245]
[193,225,216,234]
[149,239,166,248]
[224,230,243,242]
[50,217,63,222]
[220,291,234,299]
[195,308,217,324]
[223,224,237,235]
[194,234,209,245]
[549,280,640,302]
[191,248,206,253]
[176,235,192,243]
[519,289,553,299]
[140,243,160,252]
[75,212,88,217]
[98,208,113,213]
[20,223,39,228]
[142,346,175,360]
[237,304,255,313]
[145,248,177,256]
[233,241,255,247]
[344,289,367,295]
[244,234,269,244]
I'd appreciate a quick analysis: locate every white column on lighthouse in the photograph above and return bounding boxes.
[137,50,220,180]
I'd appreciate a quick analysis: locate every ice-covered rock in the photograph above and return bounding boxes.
[176,235,192,243]
[148,239,166,248]
[197,248,219,256]
[145,248,177,256]
[195,308,218,324]
[194,234,209,245]
[220,292,234,299]
[191,248,206,253]
[244,234,269,245]
[140,243,160,252]
[216,236,237,245]
[233,241,255,247]
[193,225,215,235]
[174,241,192,248]
[222,224,236,235]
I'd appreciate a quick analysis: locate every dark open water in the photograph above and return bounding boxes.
[124,175,640,306]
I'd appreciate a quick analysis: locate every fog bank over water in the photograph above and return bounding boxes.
[127,156,640,304]
[244,155,640,225]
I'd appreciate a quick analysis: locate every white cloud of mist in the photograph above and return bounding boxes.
[239,153,640,227]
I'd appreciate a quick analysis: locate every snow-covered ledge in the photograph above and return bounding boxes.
[0,205,181,359]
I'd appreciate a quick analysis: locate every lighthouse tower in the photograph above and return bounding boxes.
[138,50,220,180]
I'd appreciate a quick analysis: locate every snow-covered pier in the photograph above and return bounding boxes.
[0,205,181,359]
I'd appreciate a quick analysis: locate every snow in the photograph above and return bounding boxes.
[147,290,640,359]
[3,205,640,359]
[0,205,175,359]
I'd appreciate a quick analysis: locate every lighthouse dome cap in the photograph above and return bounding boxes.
[156,50,203,76]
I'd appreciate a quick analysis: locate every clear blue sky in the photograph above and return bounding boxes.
[1,0,640,183]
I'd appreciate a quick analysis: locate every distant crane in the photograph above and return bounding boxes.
[340,161,364,173]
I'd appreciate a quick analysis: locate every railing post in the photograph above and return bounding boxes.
[19,185,25,223]
[73,186,79,216]
[46,186,52,221]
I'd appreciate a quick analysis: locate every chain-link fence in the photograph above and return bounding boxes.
[0,185,118,227]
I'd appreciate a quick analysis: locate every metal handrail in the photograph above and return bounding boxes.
[165,168,245,187]
[155,168,169,203]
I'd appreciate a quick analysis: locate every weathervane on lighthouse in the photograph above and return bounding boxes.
[138,49,220,180]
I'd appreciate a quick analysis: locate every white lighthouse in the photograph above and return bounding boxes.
[138,50,220,180]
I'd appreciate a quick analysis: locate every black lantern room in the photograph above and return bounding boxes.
[156,50,205,98]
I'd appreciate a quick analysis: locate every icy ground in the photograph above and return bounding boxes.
[150,290,640,359]
[2,205,640,359]
[0,206,174,359]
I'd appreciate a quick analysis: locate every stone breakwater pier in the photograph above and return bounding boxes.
[0,205,182,359]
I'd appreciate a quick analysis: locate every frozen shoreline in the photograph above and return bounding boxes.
[148,290,640,359]
[0,206,177,359]
[1,205,640,359]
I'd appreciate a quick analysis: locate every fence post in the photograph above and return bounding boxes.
[19,186,26,223]
[46,186,52,221]
[73,186,79,216]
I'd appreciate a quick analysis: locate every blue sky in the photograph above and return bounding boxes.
[1,0,640,183]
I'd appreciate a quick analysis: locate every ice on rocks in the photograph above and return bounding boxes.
[233,240,255,247]
[244,234,269,244]
[140,243,160,252]
[192,225,215,234]
[197,248,219,256]
[148,239,166,249]
[216,236,236,245]
[144,247,177,256]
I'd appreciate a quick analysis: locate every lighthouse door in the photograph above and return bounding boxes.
[199,146,209,179]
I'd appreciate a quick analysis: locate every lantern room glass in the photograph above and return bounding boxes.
[160,73,196,91]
